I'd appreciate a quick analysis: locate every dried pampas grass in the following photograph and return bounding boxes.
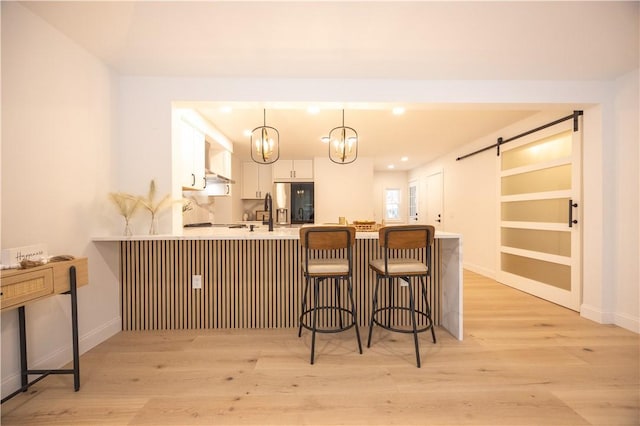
[108,192,140,236]
[138,179,172,234]
[109,180,175,235]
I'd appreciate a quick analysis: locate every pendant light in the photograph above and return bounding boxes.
[251,109,279,164]
[328,109,358,164]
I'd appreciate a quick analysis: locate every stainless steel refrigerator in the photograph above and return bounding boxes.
[273,182,314,225]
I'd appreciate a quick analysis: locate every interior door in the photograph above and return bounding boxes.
[426,171,444,230]
[408,180,418,223]
[497,126,582,310]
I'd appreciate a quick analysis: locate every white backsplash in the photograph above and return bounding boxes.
[183,192,215,225]
[241,200,266,221]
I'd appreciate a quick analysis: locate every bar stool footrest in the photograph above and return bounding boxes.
[300,306,358,334]
[371,306,434,334]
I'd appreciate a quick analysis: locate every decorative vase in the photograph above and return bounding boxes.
[149,214,158,235]
[123,219,133,236]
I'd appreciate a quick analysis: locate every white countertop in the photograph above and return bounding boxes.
[93,226,462,241]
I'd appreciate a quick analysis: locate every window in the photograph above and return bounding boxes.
[384,188,401,221]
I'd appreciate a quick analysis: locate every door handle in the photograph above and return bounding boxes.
[568,199,578,227]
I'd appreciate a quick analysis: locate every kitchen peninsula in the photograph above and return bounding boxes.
[94,228,463,339]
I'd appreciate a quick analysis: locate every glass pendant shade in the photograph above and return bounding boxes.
[251,109,279,164]
[328,110,358,164]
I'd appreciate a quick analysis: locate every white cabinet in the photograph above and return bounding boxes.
[205,183,231,197]
[180,120,206,190]
[241,162,272,199]
[272,159,313,181]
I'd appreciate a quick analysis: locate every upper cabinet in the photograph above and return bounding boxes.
[272,159,313,181]
[177,109,234,191]
[180,120,206,190]
[241,162,272,199]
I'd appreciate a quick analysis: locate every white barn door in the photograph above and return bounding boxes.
[497,125,582,310]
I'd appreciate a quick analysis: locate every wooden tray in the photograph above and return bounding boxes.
[353,222,380,232]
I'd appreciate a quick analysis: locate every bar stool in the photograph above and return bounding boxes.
[298,225,363,364]
[367,225,436,367]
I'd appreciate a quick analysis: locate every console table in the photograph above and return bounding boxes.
[0,258,88,403]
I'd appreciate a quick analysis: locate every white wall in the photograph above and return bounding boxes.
[313,157,374,224]
[1,3,121,398]
[612,69,639,331]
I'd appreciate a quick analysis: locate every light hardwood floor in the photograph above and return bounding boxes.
[2,271,638,425]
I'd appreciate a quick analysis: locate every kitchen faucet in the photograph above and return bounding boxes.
[264,192,274,232]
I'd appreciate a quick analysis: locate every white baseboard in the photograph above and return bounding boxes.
[1,316,121,399]
[614,312,640,334]
[581,304,639,334]
[463,263,495,279]
[580,303,613,324]
[79,316,122,354]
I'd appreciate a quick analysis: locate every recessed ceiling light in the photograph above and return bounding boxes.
[392,107,405,115]
[243,129,252,137]
[388,164,395,169]
[307,106,320,114]
[401,156,409,162]
[220,106,232,113]
[320,136,329,144]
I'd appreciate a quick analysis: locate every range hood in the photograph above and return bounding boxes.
[205,173,235,184]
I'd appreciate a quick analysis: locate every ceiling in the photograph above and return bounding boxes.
[19,1,639,169]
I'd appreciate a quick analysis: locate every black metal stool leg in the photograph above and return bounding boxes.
[387,277,394,327]
[420,276,436,344]
[347,277,363,354]
[298,275,311,338]
[407,277,422,368]
[310,278,320,364]
[335,278,344,329]
[367,275,381,347]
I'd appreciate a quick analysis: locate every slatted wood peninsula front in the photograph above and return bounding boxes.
[94,229,463,339]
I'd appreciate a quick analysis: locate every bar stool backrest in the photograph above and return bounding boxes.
[378,225,435,250]
[300,226,356,250]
